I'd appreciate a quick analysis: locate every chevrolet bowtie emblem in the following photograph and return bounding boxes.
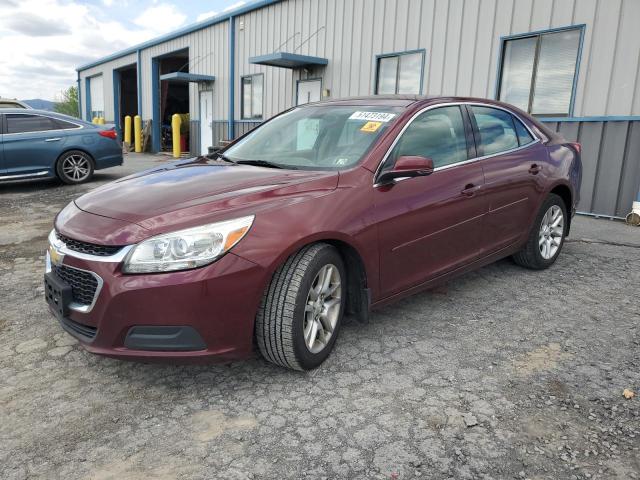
[49,244,64,266]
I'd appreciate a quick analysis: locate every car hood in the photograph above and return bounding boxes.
[73,157,339,237]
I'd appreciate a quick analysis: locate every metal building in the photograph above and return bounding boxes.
[76,0,640,219]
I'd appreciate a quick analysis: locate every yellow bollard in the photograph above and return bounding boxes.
[98,117,106,125]
[171,113,181,159]
[92,117,98,124]
[124,115,132,145]
[134,115,142,153]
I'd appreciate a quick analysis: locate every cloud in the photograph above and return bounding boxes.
[133,3,187,34]
[196,10,218,22]
[5,13,70,36]
[34,50,95,64]
[0,0,187,101]
[223,1,246,12]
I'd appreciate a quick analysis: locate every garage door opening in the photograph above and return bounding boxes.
[154,50,190,154]
[115,65,137,132]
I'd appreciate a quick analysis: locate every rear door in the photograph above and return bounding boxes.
[374,105,487,297]
[2,113,67,176]
[467,105,545,253]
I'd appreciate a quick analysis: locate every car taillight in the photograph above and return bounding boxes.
[98,129,117,140]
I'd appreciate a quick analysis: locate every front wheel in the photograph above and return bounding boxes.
[56,150,94,184]
[513,193,567,269]
[256,243,346,370]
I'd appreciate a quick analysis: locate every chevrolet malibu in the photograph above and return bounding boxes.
[45,96,582,370]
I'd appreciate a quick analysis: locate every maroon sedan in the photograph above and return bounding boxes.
[45,96,582,370]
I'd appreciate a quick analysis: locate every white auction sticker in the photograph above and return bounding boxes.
[349,111,397,122]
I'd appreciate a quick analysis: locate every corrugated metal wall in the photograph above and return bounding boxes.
[542,120,640,218]
[80,0,640,124]
[138,22,229,121]
[78,52,137,122]
[234,0,640,119]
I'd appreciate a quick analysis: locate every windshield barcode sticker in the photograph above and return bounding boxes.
[349,111,397,122]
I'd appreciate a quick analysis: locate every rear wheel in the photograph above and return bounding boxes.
[56,150,94,184]
[513,193,567,269]
[256,243,346,370]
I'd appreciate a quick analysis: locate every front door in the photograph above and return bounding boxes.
[297,79,321,105]
[374,105,487,297]
[199,90,214,155]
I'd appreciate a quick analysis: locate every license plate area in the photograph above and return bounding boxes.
[44,272,73,319]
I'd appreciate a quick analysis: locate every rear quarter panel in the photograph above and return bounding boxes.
[64,129,123,170]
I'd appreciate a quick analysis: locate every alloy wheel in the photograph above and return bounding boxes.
[539,205,564,260]
[303,264,342,354]
[62,154,91,182]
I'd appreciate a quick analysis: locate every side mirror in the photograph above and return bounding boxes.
[377,156,434,185]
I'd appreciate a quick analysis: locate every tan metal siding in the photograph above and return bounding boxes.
[78,53,137,122]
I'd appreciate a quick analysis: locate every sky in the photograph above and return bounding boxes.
[0,0,247,101]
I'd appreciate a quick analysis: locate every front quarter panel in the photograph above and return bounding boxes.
[231,167,381,300]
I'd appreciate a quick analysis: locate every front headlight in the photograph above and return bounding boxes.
[122,215,254,274]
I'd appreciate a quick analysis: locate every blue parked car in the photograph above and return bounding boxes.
[0,109,122,184]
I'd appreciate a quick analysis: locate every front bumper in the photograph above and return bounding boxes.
[45,243,267,363]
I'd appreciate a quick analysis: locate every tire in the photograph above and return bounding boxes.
[513,193,568,270]
[56,150,95,184]
[256,243,346,370]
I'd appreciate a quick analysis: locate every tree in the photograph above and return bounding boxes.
[54,86,79,118]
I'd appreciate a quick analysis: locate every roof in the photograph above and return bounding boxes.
[0,108,94,124]
[77,0,284,72]
[308,95,438,107]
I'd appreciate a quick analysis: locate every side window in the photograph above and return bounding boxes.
[6,114,57,134]
[512,116,534,146]
[389,106,468,169]
[470,106,519,156]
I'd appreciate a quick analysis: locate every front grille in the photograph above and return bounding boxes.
[52,264,98,306]
[56,232,122,257]
[61,316,97,340]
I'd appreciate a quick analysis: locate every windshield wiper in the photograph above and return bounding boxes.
[212,152,237,164]
[235,159,287,169]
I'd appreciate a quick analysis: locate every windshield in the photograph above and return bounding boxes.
[224,105,404,170]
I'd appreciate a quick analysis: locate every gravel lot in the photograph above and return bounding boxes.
[1,154,638,480]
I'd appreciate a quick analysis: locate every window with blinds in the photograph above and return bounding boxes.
[241,74,264,120]
[498,27,582,117]
[375,51,424,95]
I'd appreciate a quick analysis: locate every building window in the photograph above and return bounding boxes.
[89,75,105,120]
[241,74,264,120]
[498,26,583,116]
[375,50,424,95]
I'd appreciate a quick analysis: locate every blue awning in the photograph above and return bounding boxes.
[159,72,215,83]
[249,52,328,69]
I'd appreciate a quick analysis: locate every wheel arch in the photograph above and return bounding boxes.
[548,182,573,235]
[56,147,96,165]
[261,233,373,324]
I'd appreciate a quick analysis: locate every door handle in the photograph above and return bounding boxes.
[45,138,62,142]
[528,163,542,175]
[461,184,481,197]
